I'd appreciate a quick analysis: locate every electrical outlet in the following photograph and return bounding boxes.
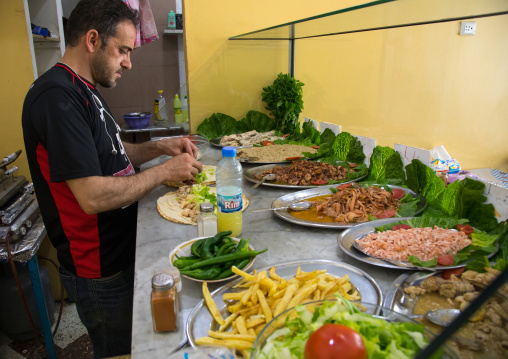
[460,21,476,35]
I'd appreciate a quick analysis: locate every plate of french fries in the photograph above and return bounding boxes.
[186,259,382,358]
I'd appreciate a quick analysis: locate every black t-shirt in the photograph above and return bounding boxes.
[22,63,137,278]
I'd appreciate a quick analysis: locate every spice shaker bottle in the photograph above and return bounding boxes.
[197,202,217,237]
[151,273,178,332]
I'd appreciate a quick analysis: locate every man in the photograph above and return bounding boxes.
[22,0,202,357]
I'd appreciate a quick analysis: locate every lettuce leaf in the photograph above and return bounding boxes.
[405,159,446,204]
[197,113,238,139]
[367,146,405,183]
[312,132,366,164]
[236,110,276,133]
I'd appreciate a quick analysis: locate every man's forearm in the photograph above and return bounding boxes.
[123,141,163,167]
[66,165,167,214]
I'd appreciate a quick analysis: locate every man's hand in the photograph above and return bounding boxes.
[161,153,203,182]
[158,137,198,159]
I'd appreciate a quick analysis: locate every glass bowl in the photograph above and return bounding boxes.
[152,134,209,160]
[251,300,458,359]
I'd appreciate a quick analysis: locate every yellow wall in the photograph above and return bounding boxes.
[184,0,508,171]
[0,0,34,179]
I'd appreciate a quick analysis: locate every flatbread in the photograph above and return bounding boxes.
[157,186,249,226]
[164,165,216,187]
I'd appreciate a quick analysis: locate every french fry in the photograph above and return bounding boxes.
[246,315,265,328]
[235,315,248,335]
[269,266,284,282]
[208,330,255,342]
[232,265,256,281]
[287,283,318,309]
[257,289,273,322]
[273,282,299,317]
[203,282,225,325]
[219,312,239,332]
[223,292,245,301]
[195,336,253,350]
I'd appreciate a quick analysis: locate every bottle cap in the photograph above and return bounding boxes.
[222,146,237,157]
[152,273,174,291]
[158,90,163,94]
[200,202,214,212]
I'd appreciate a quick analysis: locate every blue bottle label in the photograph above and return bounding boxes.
[217,193,242,213]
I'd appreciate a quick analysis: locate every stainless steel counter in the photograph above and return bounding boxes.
[130,146,405,358]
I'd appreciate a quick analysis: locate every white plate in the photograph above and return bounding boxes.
[168,237,256,283]
[186,259,383,348]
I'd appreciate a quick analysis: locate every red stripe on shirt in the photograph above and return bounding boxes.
[36,143,102,278]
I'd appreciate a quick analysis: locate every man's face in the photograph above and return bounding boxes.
[91,21,136,88]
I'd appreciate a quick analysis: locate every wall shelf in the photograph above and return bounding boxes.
[163,29,184,35]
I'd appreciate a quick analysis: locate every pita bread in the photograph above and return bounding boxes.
[157,186,249,226]
[164,165,217,187]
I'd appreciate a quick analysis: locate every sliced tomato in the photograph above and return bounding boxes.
[456,224,474,236]
[285,156,301,161]
[262,140,274,146]
[375,209,396,219]
[442,267,465,280]
[391,188,406,200]
[349,163,358,168]
[282,134,290,138]
[437,255,455,266]
[336,183,353,190]
[311,179,328,185]
[304,324,367,359]
[392,224,412,230]
[311,145,320,149]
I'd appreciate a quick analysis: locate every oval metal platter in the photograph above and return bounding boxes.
[244,164,367,189]
[338,217,497,271]
[186,259,383,348]
[272,185,426,228]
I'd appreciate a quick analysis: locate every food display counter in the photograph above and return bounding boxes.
[131,146,416,357]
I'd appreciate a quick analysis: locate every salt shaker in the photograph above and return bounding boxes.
[197,202,217,237]
[151,273,178,332]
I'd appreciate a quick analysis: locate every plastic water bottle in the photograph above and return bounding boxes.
[181,95,189,123]
[174,94,183,123]
[157,90,169,124]
[168,11,176,30]
[216,147,243,237]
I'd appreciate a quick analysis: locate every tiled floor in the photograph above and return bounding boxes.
[0,301,93,358]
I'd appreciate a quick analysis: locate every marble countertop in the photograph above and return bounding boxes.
[131,146,409,358]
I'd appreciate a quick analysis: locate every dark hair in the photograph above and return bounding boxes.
[65,0,140,47]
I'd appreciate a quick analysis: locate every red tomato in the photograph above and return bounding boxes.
[304,324,367,359]
[456,224,474,236]
[282,134,290,138]
[285,156,301,161]
[349,163,358,168]
[311,179,328,185]
[391,188,406,200]
[311,145,320,149]
[392,224,412,230]
[442,267,465,280]
[437,255,455,266]
[262,141,274,146]
[337,183,353,190]
[375,209,396,219]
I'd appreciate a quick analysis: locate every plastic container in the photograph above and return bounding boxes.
[156,90,169,124]
[122,112,151,129]
[216,147,243,237]
[151,272,178,332]
[182,95,189,123]
[197,202,217,237]
[174,94,183,124]
[168,11,176,30]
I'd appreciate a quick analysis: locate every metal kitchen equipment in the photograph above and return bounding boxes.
[0,150,56,358]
